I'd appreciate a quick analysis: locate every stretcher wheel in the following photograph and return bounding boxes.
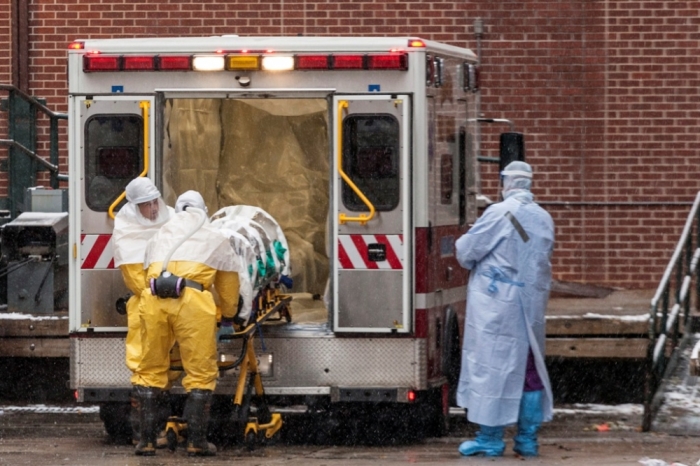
[166,428,178,452]
[245,431,257,451]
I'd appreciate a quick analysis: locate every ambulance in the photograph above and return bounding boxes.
[67,35,518,440]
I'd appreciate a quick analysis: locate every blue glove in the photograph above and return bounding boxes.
[217,321,234,341]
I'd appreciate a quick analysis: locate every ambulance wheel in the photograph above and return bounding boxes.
[245,431,257,451]
[99,402,132,445]
[442,309,461,406]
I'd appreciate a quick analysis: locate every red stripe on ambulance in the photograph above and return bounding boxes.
[337,234,403,269]
[81,234,115,269]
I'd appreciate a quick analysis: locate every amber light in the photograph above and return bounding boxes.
[68,41,84,50]
[226,55,260,71]
[408,39,426,48]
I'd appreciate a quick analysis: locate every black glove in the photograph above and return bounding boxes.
[115,293,133,315]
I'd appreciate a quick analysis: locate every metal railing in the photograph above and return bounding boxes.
[0,84,68,187]
[643,191,700,431]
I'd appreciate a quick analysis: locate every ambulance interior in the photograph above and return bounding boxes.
[161,98,330,327]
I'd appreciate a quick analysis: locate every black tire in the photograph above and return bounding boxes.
[208,394,236,445]
[245,430,257,451]
[166,427,178,451]
[443,311,462,406]
[99,402,132,445]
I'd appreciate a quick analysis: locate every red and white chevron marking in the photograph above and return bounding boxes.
[80,234,115,269]
[338,234,403,269]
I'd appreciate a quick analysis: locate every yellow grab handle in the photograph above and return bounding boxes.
[337,100,376,225]
[108,101,151,219]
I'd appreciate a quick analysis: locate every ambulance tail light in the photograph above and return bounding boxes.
[332,55,365,70]
[407,389,417,403]
[122,56,156,71]
[367,53,408,70]
[157,56,192,71]
[83,55,120,72]
[296,55,330,70]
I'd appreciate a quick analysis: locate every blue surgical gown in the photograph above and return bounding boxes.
[455,190,555,426]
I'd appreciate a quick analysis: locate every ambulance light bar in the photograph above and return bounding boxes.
[83,52,409,72]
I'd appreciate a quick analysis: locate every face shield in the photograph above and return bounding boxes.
[120,177,171,226]
[120,198,171,226]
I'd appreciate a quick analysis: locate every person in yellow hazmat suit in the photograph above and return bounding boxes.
[112,177,173,446]
[133,190,242,457]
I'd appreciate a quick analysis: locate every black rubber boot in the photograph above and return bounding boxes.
[129,389,140,446]
[134,386,160,456]
[184,389,217,457]
[155,391,171,448]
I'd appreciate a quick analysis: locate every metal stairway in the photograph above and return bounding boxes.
[644,191,700,431]
[0,84,67,221]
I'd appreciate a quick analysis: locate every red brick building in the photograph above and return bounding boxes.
[3,0,698,290]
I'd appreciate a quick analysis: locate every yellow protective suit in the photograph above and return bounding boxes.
[118,264,148,372]
[135,261,239,391]
[112,197,173,376]
[134,209,241,392]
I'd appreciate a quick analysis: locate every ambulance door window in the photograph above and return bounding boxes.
[341,114,400,211]
[84,114,143,211]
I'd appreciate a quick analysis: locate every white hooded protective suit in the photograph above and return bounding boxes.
[455,175,555,427]
[112,177,173,375]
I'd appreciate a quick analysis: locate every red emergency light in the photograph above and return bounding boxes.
[296,55,330,70]
[83,55,120,72]
[332,55,365,70]
[122,56,156,71]
[367,54,408,71]
[157,56,192,71]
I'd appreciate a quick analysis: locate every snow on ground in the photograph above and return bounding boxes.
[554,403,643,416]
[546,313,649,321]
[0,404,99,414]
[0,311,66,320]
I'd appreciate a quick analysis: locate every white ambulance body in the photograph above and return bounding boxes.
[67,36,482,436]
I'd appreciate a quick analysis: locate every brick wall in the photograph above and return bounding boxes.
[3,0,698,289]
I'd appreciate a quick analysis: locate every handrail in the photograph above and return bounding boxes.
[0,139,67,180]
[336,100,376,226]
[643,190,700,431]
[0,84,69,189]
[0,85,68,120]
[108,100,150,219]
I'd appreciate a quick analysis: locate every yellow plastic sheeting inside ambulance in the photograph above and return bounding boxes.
[162,98,330,297]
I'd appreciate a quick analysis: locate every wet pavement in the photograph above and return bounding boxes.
[0,402,698,466]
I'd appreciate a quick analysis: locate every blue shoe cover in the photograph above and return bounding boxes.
[458,425,505,457]
[514,390,543,457]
